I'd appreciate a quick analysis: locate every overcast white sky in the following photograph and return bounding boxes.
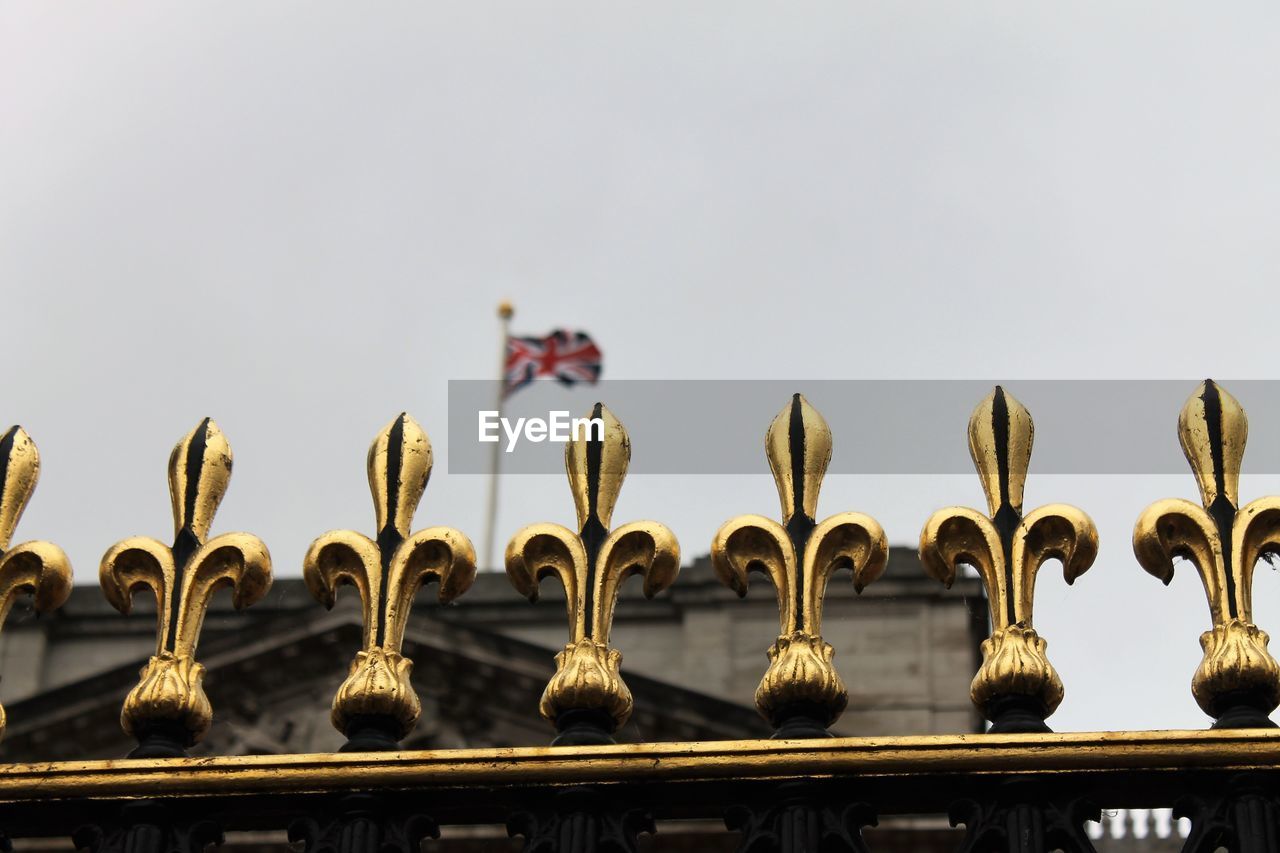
[3,3,1280,733]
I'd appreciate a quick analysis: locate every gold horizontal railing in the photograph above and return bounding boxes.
[0,730,1278,803]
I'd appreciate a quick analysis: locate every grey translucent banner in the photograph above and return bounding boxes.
[445,380,1280,475]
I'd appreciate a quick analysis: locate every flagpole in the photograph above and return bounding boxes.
[483,300,514,571]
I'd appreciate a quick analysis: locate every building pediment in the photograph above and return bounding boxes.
[1,604,765,761]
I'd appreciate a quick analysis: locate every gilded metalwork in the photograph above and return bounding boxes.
[1133,380,1280,727]
[506,403,680,741]
[0,426,72,741]
[711,395,888,735]
[15,388,1280,853]
[0,729,1274,801]
[0,730,1278,853]
[99,419,272,754]
[919,387,1097,732]
[303,413,477,747]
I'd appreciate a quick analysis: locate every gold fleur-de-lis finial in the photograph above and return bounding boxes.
[505,403,680,745]
[100,419,273,757]
[303,413,477,751]
[0,426,72,742]
[919,387,1098,733]
[1134,380,1280,728]
[711,395,888,737]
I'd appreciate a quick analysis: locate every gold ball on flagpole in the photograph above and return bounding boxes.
[498,300,514,320]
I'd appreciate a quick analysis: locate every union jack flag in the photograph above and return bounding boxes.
[504,330,603,396]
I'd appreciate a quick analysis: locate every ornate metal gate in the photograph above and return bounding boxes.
[0,381,1276,853]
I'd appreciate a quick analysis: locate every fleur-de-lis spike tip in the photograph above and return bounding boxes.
[765,393,832,528]
[304,413,476,750]
[919,386,1097,733]
[0,426,72,741]
[565,402,629,534]
[100,419,272,757]
[712,395,888,737]
[968,385,1033,522]
[505,403,680,745]
[368,412,433,546]
[1133,380,1280,728]
[168,417,232,546]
